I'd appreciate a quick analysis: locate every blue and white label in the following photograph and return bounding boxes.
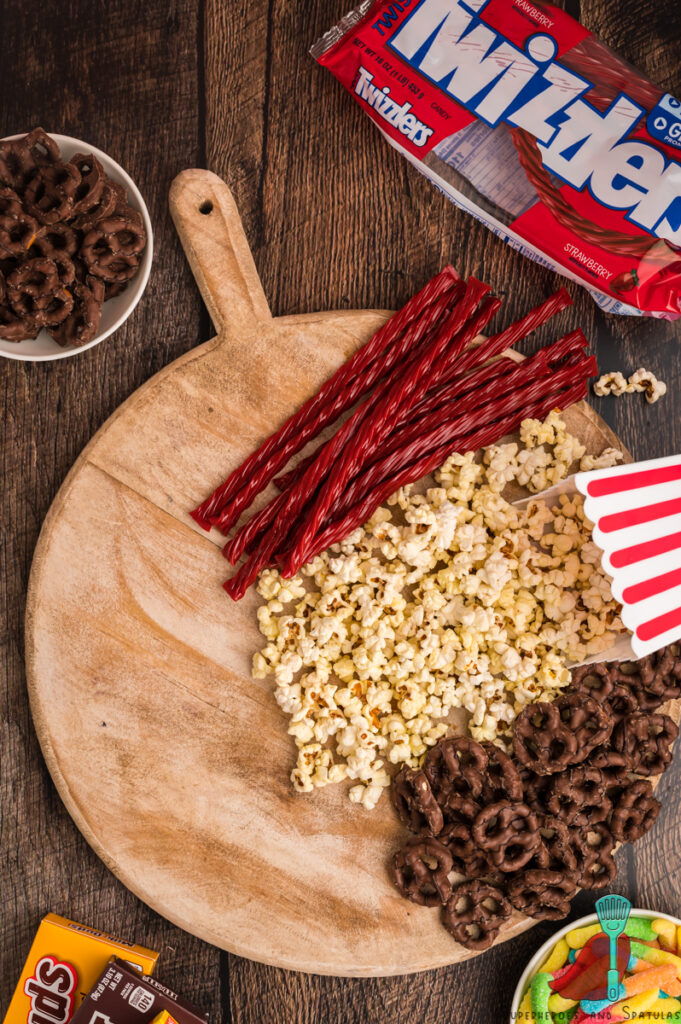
[647,93,681,150]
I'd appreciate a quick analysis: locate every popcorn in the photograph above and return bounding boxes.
[629,368,667,404]
[594,368,666,404]
[553,433,586,469]
[519,409,567,447]
[516,447,552,492]
[593,371,628,396]
[483,443,519,492]
[253,413,626,809]
[579,447,624,472]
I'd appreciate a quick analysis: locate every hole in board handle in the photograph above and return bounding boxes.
[199,200,213,215]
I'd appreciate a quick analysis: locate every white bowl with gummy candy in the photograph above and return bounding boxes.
[510,909,681,1022]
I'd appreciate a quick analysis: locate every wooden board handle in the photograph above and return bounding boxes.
[169,170,272,338]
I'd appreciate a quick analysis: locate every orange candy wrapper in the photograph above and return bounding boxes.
[2,913,158,1024]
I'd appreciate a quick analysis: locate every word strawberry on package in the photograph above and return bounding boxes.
[312,0,681,318]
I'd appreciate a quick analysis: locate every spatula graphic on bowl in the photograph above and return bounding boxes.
[595,894,631,1002]
[514,454,681,664]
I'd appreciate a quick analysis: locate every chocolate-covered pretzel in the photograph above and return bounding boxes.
[6,257,60,317]
[438,821,476,874]
[612,677,661,714]
[569,662,617,703]
[441,792,482,826]
[571,823,617,889]
[507,869,576,920]
[51,252,76,288]
[545,766,611,827]
[391,837,453,906]
[0,186,23,220]
[0,251,18,273]
[83,214,146,259]
[610,779,661,842]
[8,251,75,328]
[612,713,678,776]
[614,647,681,710]
[71,177,120,231]
[0,139,32,191]
[392,766,444,837]
[0,129,58,191]
[103,279,129,300]
[424,736,488,801]
[81,244,139,284]
[607,684,640,723]
[0,210,40,256]
[517,765,551,814]
[536,816,578,879]
[554,691,613,763]
[0,300,39,340]
[48,277,104,347]
[24,161,81,225]
[463,852,506,884]
[29,222,78,259]
[23,127,61,168]
[442,881,511,950]
[523,838,551,873]
[513,702,578,775]
[387,645,679,954]
[586,748,631,798]
[480,742,524,803]
[439,821,503,882]
[472,801,540,872]
[68,153,105,217]
[39,286,75,328]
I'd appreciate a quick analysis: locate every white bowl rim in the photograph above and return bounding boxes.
[510,908,681,1021]
[0,132,153,362]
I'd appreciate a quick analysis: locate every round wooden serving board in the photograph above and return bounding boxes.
[26,170,633,976]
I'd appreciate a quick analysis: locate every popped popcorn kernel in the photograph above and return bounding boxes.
[579,448,624,472]
[593,371,628,397]
[593,368,666,404]
[629,368,667,404]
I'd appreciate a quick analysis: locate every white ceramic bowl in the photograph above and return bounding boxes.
[0,132,153,361]
[510,908,681,1021]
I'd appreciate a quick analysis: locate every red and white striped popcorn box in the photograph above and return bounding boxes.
[575,455,681,659]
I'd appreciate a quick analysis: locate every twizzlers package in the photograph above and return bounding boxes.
[312,0,681,318]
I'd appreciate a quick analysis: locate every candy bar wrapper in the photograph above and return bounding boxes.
[70,959,208,1024]
[313,0,681,319]
[2,914,158,1024]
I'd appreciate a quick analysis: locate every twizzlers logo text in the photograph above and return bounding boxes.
[23,956,78,1024]
[353,65,435,146]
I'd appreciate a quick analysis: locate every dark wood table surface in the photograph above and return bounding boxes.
[3,0,681,1020]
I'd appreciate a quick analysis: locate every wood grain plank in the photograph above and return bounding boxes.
[0,0,223,1017]
[203,0,681,1020]
[2,0,681,1019]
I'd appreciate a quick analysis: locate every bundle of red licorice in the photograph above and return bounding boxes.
[191,268,597,600]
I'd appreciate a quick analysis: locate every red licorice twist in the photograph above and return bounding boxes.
[193,267,460,529]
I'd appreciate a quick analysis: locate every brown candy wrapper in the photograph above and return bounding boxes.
[70,959,207,1024]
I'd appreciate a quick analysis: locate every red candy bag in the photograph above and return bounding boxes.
[312,0,681,318]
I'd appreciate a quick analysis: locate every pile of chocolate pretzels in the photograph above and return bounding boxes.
[390,647,681,952]
[0,127,146,346]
